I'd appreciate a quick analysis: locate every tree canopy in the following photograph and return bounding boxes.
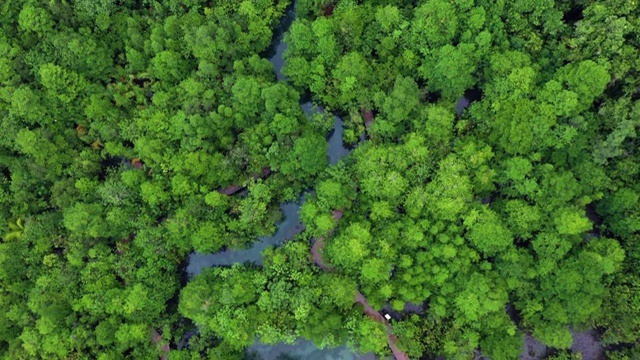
[2,0,640,359]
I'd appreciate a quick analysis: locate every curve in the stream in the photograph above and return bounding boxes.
[310,210,410,360]
[181,1,377,358]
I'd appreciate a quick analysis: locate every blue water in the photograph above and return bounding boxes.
[186,198,304,273]
[184,2,376,359]
[247,339,377,360]
[301,101,351,165]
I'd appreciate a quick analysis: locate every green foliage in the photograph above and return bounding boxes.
[596,235,640,346]
[2,0,640,359]
[465,208,514,256]
[3,217,24,241]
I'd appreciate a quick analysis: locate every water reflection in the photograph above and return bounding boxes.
[570,329,604,360]
[185,2,372,359]
[328,116,352,164]
[265,2,296,81]
[187,101,352,276]
[247,339,377,360]
[455,88,483,116]
[301,101,351,165]
[454,96,471,116]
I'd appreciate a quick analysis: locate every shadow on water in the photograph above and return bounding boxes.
[516,327,605,360]
[507,302,605,360]
[521,334,549,360]
[455,88,483,117]
[570,329,605,360]
[528,329,605,360]
[585,202,604,241]
[328,116,352,164]
[563,5,584,24]
[302,101,352,164]
[262,1,297,81]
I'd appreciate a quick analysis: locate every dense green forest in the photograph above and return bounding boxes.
[1,0,640,359]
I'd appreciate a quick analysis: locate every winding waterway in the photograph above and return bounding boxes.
[187,1,351,276]
[184,2,606,359]
[187,198,304,272]
[184,2,370,359]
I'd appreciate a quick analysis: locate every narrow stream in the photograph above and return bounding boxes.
[301,101,352,165]
[184,2,603,359]
[247,340,377,360]
[455,88,483,116]
[187,1,351,276]
[187,198,304,273]
[184,2,370,359]
[264,0,296,81]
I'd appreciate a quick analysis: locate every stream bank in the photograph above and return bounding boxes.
[183,2,371,359]
[183,1,607,359]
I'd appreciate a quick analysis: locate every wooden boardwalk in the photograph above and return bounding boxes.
[311,210,410,360]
